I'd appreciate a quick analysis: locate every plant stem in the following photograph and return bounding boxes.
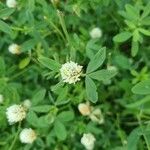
[116,114,126,146]
[8,122,21,150]
[57,10,71,46]
[137,109,150,150]
[9,68,29,81]
[45,18,66,42]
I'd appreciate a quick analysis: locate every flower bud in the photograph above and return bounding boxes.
[78,103,91,116]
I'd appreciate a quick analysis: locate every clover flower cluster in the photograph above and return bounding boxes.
[60,61,83,84]
[6,100,36,144]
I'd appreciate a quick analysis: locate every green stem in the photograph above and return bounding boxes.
[137,109,150,150]
[57,10,71,47]
[8,122,21,150]
[116,114,126,146]
[45,18,66,42]
[9,68,29,81]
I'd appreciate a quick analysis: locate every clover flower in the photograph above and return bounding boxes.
[60,61,83,84]
[23,99,32,110]
[81,133,96,150]
[78,103,91,116]
[6,104,26,124]
[6,0,17,8]
[90,27,102,39]
[19,128,37,144]
[78,102,104,124]
[90,108,104,124]
[8,43,21,54]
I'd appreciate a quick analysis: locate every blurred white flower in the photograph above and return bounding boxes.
[23,99,31,110]
[20,128,36,144]
[60,61,83,84]
[8,43,21,55]
[90,27,102,39]
[6,0,17,8]
[78,103,91,116]
[6,104,26,124]
[90,108,104,124]
[0,94,4,104]
[107,65,117,72]
[81,133,96,150]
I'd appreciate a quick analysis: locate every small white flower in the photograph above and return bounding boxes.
[6,104,26,124]
[90,108,104,124]
[81,133,96,150]
[107,65,117,71]
[8,43,21,55]
[0,94,4,104]
[23,99,31,110]
[78,103,91,116]
[6,0,17,8]
[60,61,83,84]
[90,27,102,39]
[20,128,37,144]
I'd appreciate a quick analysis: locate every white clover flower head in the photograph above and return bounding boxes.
[20,128,37,144]
[60,61,83,84]
[90,27,102,39]
[90,108,104,124]
[8,43,21,55]
[6,0,17,8]
[81,133,96,150]
[78,103,91,116]
[6,104,26,125]
[0,94,4,104]
[23,99,31,110]
[107,65,117,71]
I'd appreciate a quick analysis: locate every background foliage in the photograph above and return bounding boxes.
[0,0,150,149]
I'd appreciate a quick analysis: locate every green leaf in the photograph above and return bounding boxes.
[114,54,131,69]
[54,120,67,141]
[125,20,136,29]
[141,17,150,26]
[19,57,30,69]
[127,127,141,150]
[89,68,117,81]
[141,2,150,19]
[0,20,12,35]
[139,28,150,36]
[37,115,51,128]
[132,80,150,95]
[28,0,35,12]
[26,111,39,127]
[133,29,140,42]
[38,56,61,72]
[0,8,15,18]
[86,47,106,73]
[57,111,74,122]
[51,81,64,93]
[56,86,68,102]
[31,105,51,113]
[126,95,150,108]
[113,31,132,43]
[32,89,46,105]
[21,39,37,52]
[86,39,101,59]
[131,40,139,57]
[85,76,98,103]
[125,4,139,20]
